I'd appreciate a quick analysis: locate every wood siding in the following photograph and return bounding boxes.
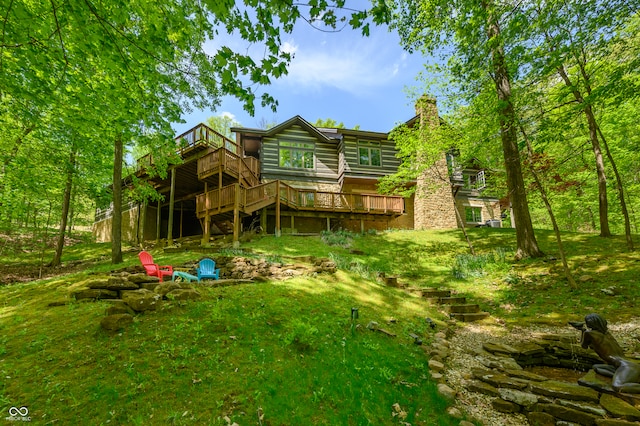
[261,125,340,184]
[340,135,401,180]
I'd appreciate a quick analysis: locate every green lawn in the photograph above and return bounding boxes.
[1,228,639,424]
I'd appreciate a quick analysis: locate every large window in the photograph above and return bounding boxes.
[279,141,314,169]
[358,141,381,166]
[465,206,483,223]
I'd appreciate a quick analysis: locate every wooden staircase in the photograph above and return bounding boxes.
[408,287,490,322]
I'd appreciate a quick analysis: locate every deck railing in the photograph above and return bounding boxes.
[196,181,404,217]
[175,123,239,155]
[198,147,260,184]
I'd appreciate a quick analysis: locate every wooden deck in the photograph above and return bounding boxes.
[198,148,259,187]
[196,181,404,219]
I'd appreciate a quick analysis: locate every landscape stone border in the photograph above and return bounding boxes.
[48,256,337,331]
[440,330,640,425]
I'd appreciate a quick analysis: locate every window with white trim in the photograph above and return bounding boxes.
[465,206,483,223]
[465,171,486,190]
[279,141,314,169]
[358,141,381,166]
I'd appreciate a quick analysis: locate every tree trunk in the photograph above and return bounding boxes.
[597,125,633,250]
[518,123,577,289]
[50,148,77,267]
[556,65,611,237]
[111,137,123,264]
[484,1,543,260]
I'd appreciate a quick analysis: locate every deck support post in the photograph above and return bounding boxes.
[156,200,161,243]
[360,218,365,234]
[291,214,295,234]
[179,201,183,239]
[233,183,240,247]
[275,181,281,237]
[167,167,176,245]
[326,217,330,232]
[201,182,210,246]
[139,201,147,244]
[260,207,267,232]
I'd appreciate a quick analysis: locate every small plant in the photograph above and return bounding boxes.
[321,229,355,248]
[452,248,513,279]
[283,320,318,353]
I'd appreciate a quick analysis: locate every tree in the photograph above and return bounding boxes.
[1,0,388,264]
[313,118,345,128]
[526,0,639,247]
[206,115,242,139]
[389,0,543,259]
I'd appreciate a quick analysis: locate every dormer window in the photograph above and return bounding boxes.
[358,141,381,166]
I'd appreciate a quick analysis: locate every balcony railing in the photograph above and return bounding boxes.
[175,123,239,155]
[198,147,260,185]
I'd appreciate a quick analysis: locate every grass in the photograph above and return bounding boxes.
[1,227,640,424]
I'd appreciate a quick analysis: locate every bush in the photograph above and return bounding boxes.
[452,248,513,279]
[321,229,355,248]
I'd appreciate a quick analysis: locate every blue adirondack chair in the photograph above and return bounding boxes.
[197,258,220,280]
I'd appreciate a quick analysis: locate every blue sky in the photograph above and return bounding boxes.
[174,12,430,135]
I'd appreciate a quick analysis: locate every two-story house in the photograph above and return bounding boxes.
[92,103,501,244]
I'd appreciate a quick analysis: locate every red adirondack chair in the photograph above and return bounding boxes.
[138,251,173,282]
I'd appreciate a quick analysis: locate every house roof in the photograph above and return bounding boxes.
[232,115,396,141]
[231,115,337,142]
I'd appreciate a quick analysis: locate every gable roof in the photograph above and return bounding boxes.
[232,115,336,142]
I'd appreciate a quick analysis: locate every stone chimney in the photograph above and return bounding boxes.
[413,96,459,229]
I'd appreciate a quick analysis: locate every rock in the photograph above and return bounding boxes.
[127,273,160,284]
[530,380,600,403]
[492,398,521,413]
[526,412,556,426]
[429,359,445,372]
[599,394,640,421]
[139,282,160,291]
[446,406,463,418]
[558,399,607,417]
[483,341,520,356]
[579,275,594,282]
[499,388,539,409]
[105,300,135,316]
[504,368,548,382]
[86,278,111,289]
[121,289,161,312]
[105,277,139,291]
[165,289,201,301]
[437,383,456,401]
[473,371,529,390]
[100,314,134,331]
[467,380,500,397]
[155,282,182,297]
[596,419,640,426]
[459,421,475,426]
[539,403,602,425]
[73,289,119,300]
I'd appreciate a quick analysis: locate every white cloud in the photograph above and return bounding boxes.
[278,34,408,95]
[219,111,236,120]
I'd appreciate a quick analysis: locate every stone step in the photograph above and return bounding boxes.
[428,296,467,305]
[444,304,481,314]
[450,312,490,322]
[421,290,452,298]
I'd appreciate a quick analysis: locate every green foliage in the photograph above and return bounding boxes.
[321,229,356,248]
[451,247,512,279]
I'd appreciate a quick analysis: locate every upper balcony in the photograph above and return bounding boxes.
[137,123,240,172]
